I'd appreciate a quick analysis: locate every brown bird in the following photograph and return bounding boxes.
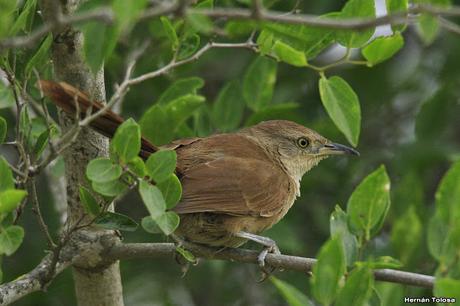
[39,80,359,267]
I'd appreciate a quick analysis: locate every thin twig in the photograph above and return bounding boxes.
[28,178,56,248]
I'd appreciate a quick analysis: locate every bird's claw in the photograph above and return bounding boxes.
[256,243,281,282]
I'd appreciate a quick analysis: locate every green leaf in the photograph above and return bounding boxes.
[81,22,119,73]
[92,179,127,197]
[337,0,375,48]
[138,180,166,218]
[0,225,24,256]
[160,16,179,50]
[212,81,245,132]
[157,77,204,105]
[157,174,182,209]
[0,81,15,109]
[146,150,177,183]
[33,129,49,158]
[79,186,101,216]
[175,246,196,263]
[141,216,162,234]
[93,212,138,231]
[386,0,408,32]
[187,13,214,34]
[0,157,14,192]
[346,165,391,240]
[428,161,460,263]
[417,14,439,45]
[434,161,460,222]
[0,0,16,38]
[165,95,206,127]
[25,34,52,77]
[111,118,141,163]
[127,156,147,178]
[318,76,361,147]
[362,33,404,66]
[428,212,448,261]
[177,34,200,60]
[335,266,373,306]
[112,0,147,32]
[356,256,403,269]
[243,56,277,111]
[272,41,308,67]
[139,105,174,146]
[259,18,336,59]
[271,277,314,306]
[10,0,37,35]
[0,190,27,214]
[330,205,358,266]
[434,278,460,301]
[0,116,6,143]
[86,158,123,183]
[311,237,346,306]
[155,211,180,235]
[390,206,422,265]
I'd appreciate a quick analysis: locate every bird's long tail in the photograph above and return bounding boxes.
[38,80,158,157]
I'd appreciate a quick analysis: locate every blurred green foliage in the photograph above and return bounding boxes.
[1,0,460,305]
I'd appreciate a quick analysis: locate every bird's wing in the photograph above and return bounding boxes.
[173,134,292,217]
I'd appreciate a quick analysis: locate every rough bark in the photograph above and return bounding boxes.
[39,0,124,305]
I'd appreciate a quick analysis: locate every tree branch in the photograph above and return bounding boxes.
[0,8,113,50]
[106,243,435,289]
[190,4,460,29]
[0,255,70,306]
[3,3,460,51]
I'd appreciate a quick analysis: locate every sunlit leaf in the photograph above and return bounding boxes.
[157,174,182,209]
[272,40,308,67]
[0,157,14,192]
[319,76,361,147]
[160,16,179,50]
[0,225,24,256]
[111,118,141,163]
[140,105,174,146]
[362,33,404,66]
[346,165,391,240]
[86,158,123,183]
[146,150,177,183]
[92,179,127,197]
[155,211,180,235]
[330,205,358,266]
[336,0,375,48]
[0,190,27,214]
[139,180,166,218]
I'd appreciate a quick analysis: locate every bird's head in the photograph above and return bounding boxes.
[247,120,359,180]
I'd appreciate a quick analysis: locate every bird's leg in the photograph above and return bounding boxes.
[235,231,281,280]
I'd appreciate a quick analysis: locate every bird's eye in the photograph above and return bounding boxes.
[296,137,310,148]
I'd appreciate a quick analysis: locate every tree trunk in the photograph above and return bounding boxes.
[39,1,124,305]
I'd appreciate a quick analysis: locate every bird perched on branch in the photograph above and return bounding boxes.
[39,80,359,270]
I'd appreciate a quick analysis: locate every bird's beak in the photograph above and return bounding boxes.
[320,142,360,156]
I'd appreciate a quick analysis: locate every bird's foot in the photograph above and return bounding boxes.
[256,242,281,282]
[234,231,281,282]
